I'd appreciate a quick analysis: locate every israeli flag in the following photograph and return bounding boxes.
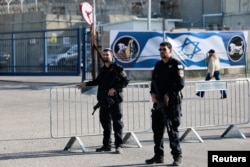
[165,31,247,70]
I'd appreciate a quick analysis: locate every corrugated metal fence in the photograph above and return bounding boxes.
[49,79,249,151]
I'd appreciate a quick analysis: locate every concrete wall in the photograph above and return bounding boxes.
[223,0,250,30]
[45,14,84,30]
[0,12,84,32]
[0,12,45,32]
[101,17,164,31]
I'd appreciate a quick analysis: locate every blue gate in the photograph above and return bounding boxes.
[0,28,89,76]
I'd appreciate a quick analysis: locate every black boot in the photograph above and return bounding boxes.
[145,156,164,164]
[173,157,182,166]
[95,146,111,152]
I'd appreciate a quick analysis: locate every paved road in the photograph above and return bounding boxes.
[0,76,250,167]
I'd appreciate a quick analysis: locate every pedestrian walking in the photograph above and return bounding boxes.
[196,49,227,99]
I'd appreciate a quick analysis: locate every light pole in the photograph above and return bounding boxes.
[147,0,151,30]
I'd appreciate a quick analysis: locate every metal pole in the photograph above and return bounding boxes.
[20,0,24,12]
[147,0,151,30]
[93,0,96,35]
[6,0,12,13]
[92,0,98,78]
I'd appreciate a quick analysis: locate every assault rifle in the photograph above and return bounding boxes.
[92,95,115,115]
[151,80,172,132]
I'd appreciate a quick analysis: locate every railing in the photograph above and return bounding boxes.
[49,79,249,151]
[180,79,250,142]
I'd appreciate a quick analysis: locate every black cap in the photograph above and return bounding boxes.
[208,49,215,54]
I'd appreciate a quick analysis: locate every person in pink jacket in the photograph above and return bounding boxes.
[196,49,227,99]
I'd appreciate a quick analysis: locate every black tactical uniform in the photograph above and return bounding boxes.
[86,62,129,149]
[150,57,184,161]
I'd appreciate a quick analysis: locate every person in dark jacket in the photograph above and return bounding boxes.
[145,42,184,166]
[77,48,129,154]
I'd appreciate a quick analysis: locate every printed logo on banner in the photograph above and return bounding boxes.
[227,35,245,62]
[112,36,140,63]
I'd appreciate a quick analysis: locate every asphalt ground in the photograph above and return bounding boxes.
[0,76,250,167]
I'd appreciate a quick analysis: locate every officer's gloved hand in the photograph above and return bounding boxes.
[151,103,158,112]
[153,102,158,109]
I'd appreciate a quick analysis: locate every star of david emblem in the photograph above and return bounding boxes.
[179,38,201,59]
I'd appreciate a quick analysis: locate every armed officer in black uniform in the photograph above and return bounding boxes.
[146,42,184,166]
[77,48,129,154]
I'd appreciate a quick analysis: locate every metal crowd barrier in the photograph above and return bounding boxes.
[180,78,250,142]
[49,82,151,151]
[49,79,249,151]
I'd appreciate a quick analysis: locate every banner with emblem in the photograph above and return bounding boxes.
[110,30,248,70]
